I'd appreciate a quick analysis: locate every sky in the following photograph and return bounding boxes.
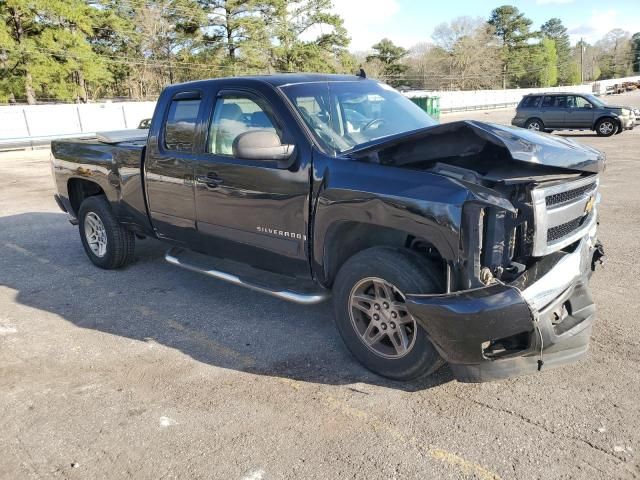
[330,0,640,51]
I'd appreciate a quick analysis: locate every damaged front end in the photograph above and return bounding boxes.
[406,224,602,382]
[353,120,606,382]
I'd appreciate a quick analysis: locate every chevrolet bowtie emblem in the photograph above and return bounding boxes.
[584,195,596,215]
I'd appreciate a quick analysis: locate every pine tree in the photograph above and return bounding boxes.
[366,38,408,86]
[269,0,351,73]
[488,5,536,88]
[1,0,111,103]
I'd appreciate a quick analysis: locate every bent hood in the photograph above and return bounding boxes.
[349,120,605,174]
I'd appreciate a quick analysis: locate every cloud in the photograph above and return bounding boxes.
[332,0,416,51]
[567,9,637,44]
[536,0,574,4]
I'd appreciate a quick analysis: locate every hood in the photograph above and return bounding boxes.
[601,104,628,110]
[349,120,605,174]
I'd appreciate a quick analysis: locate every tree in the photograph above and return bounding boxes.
[270,0,351,73]
[366,38,408,85]
[596,29,632,78]
[541,18,570,85]
[572,39,600,82]
[566,62,581,84]
[531,37,557,87]
[632,32,640,73]
[429,17,501,90]
[0,0,111,103]
[199,0,272,74]
[1,0,43,103]
[488,5,536,88]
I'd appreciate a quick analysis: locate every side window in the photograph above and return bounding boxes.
[208,95,280,155]
[164,98,201,151]
[574,96,591,108]
[541,96,554,107]
[554,96,567,108]
[521,96,540,108]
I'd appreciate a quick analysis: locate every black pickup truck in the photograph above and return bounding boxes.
[51,74,605,382]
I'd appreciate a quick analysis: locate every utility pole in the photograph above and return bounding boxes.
[580,37,584,83]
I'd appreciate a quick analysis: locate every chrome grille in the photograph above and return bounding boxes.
[531,176,599,256]
[546,214,591,242]
[545,182,596,207]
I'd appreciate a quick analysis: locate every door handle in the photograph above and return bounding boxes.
[196,174,223,188]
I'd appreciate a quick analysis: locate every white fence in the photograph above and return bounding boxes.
[406,85,594,111]
[0,101,156,149]
[405,75,640,111]
[2,75,640,149]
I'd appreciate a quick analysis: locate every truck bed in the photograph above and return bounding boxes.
[50,132,152,235]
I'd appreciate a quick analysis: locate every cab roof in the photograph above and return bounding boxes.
[169,73,368,90]
[524,92,591,96]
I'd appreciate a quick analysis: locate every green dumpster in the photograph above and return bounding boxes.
[409,95,440,121]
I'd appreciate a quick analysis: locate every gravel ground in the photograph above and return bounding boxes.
[1,92,639,480]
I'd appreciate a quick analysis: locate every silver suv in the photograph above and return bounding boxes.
[512,92,635,137]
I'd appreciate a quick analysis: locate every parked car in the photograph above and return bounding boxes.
[512,92,635,136]
[51,74,605,383]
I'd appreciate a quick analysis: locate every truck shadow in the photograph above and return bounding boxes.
[0,212,453,392]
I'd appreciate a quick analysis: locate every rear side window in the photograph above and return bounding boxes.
[554,96,567,108]
[164,98,201,151]
[541,96,554,107]
[520,96,541,108]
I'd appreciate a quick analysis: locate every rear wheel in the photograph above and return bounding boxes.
[525,118,544,131]
[596,118,618,137]
[332,247,444,380]
[78,195,135,269]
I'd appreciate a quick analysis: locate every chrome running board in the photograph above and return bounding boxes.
[165,247,330,305]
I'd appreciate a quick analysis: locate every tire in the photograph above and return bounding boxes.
[525,118,544,131]
[78,195,135,269]
[332,247,444,381]
[595,118,618,137]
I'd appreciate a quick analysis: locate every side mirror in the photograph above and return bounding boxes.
[584,103,593,109]
[233,130,295,166]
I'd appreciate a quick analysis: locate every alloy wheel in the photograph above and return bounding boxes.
[84,212,108,257]
[348,277,418,359]
[599,121,614,135]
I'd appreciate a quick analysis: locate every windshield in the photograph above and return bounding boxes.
[584,94,606,107]
[281,81,437,155]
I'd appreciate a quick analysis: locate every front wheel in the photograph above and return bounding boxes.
[332,247,444,381]
[596,118,618,137]
[78,195,135,269]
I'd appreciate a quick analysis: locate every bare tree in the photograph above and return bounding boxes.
[406,17,502,90]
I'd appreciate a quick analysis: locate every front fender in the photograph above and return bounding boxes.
[311,158,514,285]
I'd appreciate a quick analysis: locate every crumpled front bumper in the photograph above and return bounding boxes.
[406,225,602,382]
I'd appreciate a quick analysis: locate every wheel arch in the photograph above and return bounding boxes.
[67,178,107,217]
[315,220,449,289]
[592,115,620,131]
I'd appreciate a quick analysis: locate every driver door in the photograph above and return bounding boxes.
[566,95,595,128]
[190,90,311,277]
